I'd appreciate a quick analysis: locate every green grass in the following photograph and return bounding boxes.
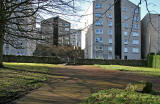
[0,62,62,103]
[81,89,160,104]
[95,65,160,77]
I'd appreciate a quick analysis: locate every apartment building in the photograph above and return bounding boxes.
[3,0,36,56]
[83,0,141,60]
[141,14,160,59]
[70,29,81,48]
[41,16,71,46]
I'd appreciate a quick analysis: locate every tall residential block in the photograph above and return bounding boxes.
[70,29,81,48]
[41,16,71,46]
[3,0,36,56]
[141,14,160,59]
[83,0,141,60]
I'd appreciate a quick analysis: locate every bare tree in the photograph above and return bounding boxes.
[0,0,82,67]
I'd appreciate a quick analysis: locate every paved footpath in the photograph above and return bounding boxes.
[15,65,160,104]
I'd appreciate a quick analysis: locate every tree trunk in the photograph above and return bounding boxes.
[0,0,4,68]
[0,32,4,68]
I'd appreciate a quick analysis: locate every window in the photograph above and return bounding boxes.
[95,4,102,9]
[132,48,139,53]
[124,16,128,20]
[95,13,102,17]
[124,23,128,28]
[124,39,128,45]
[108,55,113,59]
[108,39,112,44]
[65,28,69,31]
[96,46,103,51]
[124,47,128,53]
[109,4,112,10]
[123,8,127,12]
[133,16,139,22]
[65,23,69,26]
[59,22,62,26]
[132,40,139,45]
[108,14,112,19]
[95,29,103,34]
[95,20,103,26]
[135,8,139,14]
[133,24,139,29]
[108,22,112,27]
[124,32,128,36]
[96,37,103,43]
[132,32,139,37]
[108,46,112,51]
[108,30,112,35]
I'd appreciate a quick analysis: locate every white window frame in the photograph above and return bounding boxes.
[95,4,102,9]
[135,8,139,14]
[96,37,103,43]
[132,40,139,45]
[95,29,103,35]
[132,32,139,37]
[132,48,139,53]
[108,39,112,44]
[124,16,128,20]
[108,14,112,19]
[124,47,128,53]
[65,23,69,26]
[108,46,113,51]
[108,30,112,35]
[123,8,127,12]
[65,28,69,31]
[124,39,128,45]
[133,24,139,30]
[108,21,112,27]
[95,13,102,17]
[124,23,128,28]
[124,32,128,36]
[96,46,103,51]
[95,20,103,26]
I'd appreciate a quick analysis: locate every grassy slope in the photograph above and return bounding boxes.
[0,63,61,103]
[95,65,160,77]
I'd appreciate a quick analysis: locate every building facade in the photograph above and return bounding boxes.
[83,0,141,60]
[41,16,71,46]
[70,29,81,48]
[3,0,36,56]
[141,14,160,59]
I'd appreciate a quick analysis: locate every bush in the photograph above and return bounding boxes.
[125,82,152,93]
[81,89,160,104]
[3,55,62,64]
[76,59,146,66]
[147,55,160,68]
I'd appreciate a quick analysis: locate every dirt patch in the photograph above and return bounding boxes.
[15,65,160,104]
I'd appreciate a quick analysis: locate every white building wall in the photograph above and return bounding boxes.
[121,0,141,60]
[141,14,160,59]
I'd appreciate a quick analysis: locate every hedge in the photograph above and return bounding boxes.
[75,59,146,66]
[3,55,62,64]
[147,55,160,68]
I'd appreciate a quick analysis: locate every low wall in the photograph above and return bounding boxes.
[75,59,147,66]
[3,55,62,64]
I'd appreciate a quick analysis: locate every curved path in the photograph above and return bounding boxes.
[15,65,160,104]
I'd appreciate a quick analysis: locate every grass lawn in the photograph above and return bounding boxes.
[95,65,160,77]
[81,89,160,104]
[0,62,62,104]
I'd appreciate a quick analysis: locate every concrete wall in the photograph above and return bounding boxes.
[121,0,141,60]
[141,14,160,59]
